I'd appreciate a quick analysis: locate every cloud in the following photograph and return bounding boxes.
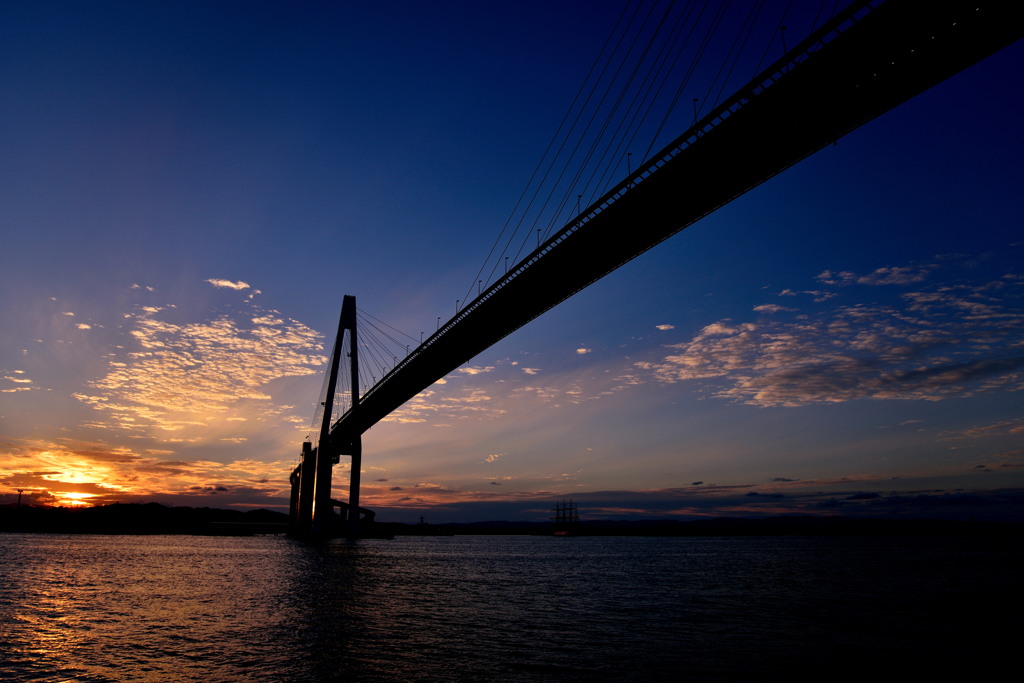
[753,304,795,314]
[205,278,250,290]
[74,298,325,433]
[484,453,503,463]
[381,353,644,428]
[940,418,1024,441]
[576,348,592,355]
[777,288,838,302]
[816,265,933,286]
[2,371,34,393]
[388,358,599,424]
[458,366,494,376]
[638,258,1024,407]
[0,439,294,507]
[387,385,507,424]
[655,324,675,331]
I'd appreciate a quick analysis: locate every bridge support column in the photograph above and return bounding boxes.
[311,443,335,534]
[288,463,301,527]
[304,294,358,538]
[297,441,316,531]
[347,436,362,538]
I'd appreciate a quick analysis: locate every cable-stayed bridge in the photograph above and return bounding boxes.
[289,0,1022,537]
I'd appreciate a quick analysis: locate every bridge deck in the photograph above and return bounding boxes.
[323,0,1021,455]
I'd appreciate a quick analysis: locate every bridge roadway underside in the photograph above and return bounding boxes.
[327,0,1020,448]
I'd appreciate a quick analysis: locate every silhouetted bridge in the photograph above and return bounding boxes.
[289,0,1021,537]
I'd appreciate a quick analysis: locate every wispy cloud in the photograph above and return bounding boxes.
[817,264,934,286]
[458,365,494,376]
[752,304,795,314]
[940,418,1024,441]
[638,257,1024,407]
[387,385,507,424]
[2,370,34,393]
[383,354,648,431]
[73,288,325,435]
[205,278,250,290]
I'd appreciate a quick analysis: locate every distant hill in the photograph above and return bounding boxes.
[3,503,1020,537]
[380,516,1023,537]
[0,502,290,535]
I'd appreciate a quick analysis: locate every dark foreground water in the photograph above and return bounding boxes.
[0,533,1020,682]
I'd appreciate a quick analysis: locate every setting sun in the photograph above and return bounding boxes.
[54,492,97,507]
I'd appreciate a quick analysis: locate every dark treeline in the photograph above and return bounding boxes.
[2,502,1021,537]
[0,502,291,536]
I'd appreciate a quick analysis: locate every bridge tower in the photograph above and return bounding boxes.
[289,294,362,538]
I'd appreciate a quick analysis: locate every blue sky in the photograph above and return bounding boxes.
[2,1,1022,522]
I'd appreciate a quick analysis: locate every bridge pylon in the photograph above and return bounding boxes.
[289,294,363,538]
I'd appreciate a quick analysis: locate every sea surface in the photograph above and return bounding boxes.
[0,532,1020,682]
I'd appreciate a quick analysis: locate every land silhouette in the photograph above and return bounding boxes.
[1,501,1019,537]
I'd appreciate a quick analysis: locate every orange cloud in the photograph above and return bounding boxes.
[73,303,325,436]
[0,438,295,506]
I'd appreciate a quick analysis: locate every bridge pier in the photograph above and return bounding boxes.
[290,294,364,539]
[311,444,335,535]
[288,441,318,533]
[347,436,362,538]
[299,441,316,527]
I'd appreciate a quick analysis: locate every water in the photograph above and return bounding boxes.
[1,533,1020,681]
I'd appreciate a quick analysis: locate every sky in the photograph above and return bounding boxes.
[2,1,1022,523]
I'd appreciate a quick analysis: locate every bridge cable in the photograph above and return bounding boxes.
[562,0,744,231]
[538,0,693,243]
[750,0,795,77]
[809,0,829,33]
[437,1,855,387]
[460,0,638,308]
[639,0,757,164]
[483,0,649,292]
[358,309,420,346]
[357,322,394,390]
[578,0,717,200]
[306,335,334,442]
[464,0,852,317]
[583,0,704,208]
[357,310,419,348]
[829,0,844,22]
[642,0,734,163]
[703,0,766,113]
[503,0,666,267]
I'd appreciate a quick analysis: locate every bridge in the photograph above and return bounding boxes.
[288,0,1022,537]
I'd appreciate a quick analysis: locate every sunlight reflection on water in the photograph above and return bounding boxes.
[0,533,1020,681]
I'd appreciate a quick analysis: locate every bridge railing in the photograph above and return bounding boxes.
[331,0,880,434]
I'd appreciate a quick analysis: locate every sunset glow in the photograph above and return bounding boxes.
[53,492,98,507]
